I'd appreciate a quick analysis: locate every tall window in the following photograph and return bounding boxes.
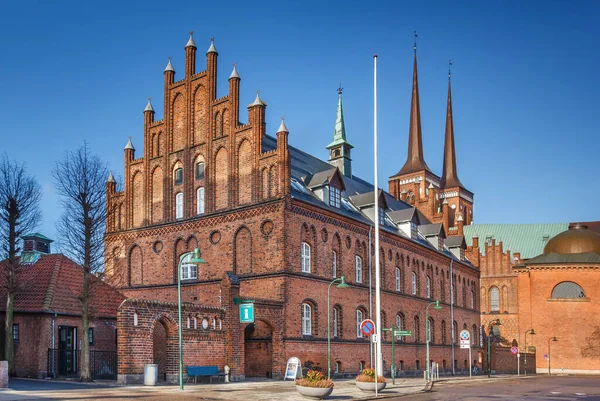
[426,276,431,299]
[197,187,205,215]
[174,167,183,185]
[440,276,446,302]
[301,242,311,273]
[489,287,500,312]
[471,289,475,309]
[411,272,417,295]
[453,321,459,344]
[427,318,434,343]
[441,320,447,344]
[89,328,94,345]
[333,307,339,337]
[462,286,467,307]
[378,207,385,226]
[396,314,404,342]
[329,186,341,208]
[12,324,19,343]
[332,251,337,278]
[452,283,456,304]
[472,325,478,346]
[181,253,198,280]
[195,162,205,180]
[302,303,312,335]
[395,268,401,292]
[356,309,363,338]
[355,256,363,283]
[175,192,184,219]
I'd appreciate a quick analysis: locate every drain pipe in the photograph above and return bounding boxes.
[51,313,56,378]
[368,225,373,368]
[450,260,455,376]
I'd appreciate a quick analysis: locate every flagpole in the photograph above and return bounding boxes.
[373,54,382,397]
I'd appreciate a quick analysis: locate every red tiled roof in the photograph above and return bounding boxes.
[0,254,125,317]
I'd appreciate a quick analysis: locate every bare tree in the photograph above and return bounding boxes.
[0,155,42,375]
[53,143,108,381]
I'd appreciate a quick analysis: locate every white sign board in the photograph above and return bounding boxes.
[460,329,471,349]
[284,357,302,380]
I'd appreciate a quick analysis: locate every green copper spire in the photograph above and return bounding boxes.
[326,85,353,149]
[327,85,353,177]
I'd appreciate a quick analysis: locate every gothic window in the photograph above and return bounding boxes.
[551,281,586,298]
[440,275,446,302]
[489,287,500,312]
[195,162,205,180]
[462,285,467,307]
[428,318,434,343]
[441,320,447,344]
[395,268,401,292]
[453,321,458,344]
[175,192,183,219]
[196,187,205,215]
[180,253,197,280]
[356,309,364,338]
[174,168,183,185]
[332,251,337,278]
[329,186,341,208]
[472,324,478,346]
[411,272,417,295]
[301,242,311,273]
[471,289,475,309]
[302,303,312,335]
[355,255,363,283]
[426,276,431,299]
[414,316,420,343]
[333,306,342,338]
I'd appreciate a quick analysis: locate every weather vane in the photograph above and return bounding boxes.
[337,82,343,96]
[449,60,452,79]
[414,31,418,52]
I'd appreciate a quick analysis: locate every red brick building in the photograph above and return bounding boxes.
[104,34,481,383]
[0,234,124,378]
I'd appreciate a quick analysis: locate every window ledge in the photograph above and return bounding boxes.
[547,297,590,302]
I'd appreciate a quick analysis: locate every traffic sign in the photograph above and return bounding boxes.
[239,303,254,323]
[511,347,518,355]
[394,330,412,336]
[371,334,378,343]
[544,354,549,360]
[460,330,471,349]
[360,319,376,337]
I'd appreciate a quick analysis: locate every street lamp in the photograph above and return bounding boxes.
[524,329,535,376]
[328,276,349,380]
[548,337,557,375]
[177,248,207,390]
[425,300,442,382]
[487,319,501,377]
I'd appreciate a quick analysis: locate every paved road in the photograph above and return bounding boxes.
[405,375,600,401]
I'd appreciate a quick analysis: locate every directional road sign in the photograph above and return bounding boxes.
[360,319,376,337]
[394,330,412,336]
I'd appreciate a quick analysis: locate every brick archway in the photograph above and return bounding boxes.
[244,319,273,377]
[153,319,169,381]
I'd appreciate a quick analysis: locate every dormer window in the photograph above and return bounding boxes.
[329,186,341,208]
[378,208,385,226]
[174,168,183,185]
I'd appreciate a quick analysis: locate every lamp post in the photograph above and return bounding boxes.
[425,300,442,382]
[524,329,535,376]
[487,319,501,377]
[177,248,207,390]
[548,337,557,375]
[328,276,349,380]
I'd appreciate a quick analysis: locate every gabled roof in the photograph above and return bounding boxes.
[350,190,388,210]
[305,167,346,191]
[445,235,466,249]
[0,254,125,317]
[418,223,445,238]
[463,223,568,259]
[388,208,418,224]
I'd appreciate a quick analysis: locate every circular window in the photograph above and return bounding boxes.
[152,241,163,254]
[209,230,221,245]
[261,220,274,236]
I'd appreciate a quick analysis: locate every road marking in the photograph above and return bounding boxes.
[551,391,561,394]
[574,393,586,396]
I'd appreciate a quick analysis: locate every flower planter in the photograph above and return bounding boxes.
[296,385,334,399]
[356,381,386,392]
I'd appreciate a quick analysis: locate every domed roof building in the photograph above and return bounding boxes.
[515,224,600,374]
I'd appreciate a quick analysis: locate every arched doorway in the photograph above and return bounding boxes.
[244,320,273,378]
[153,320,168,381]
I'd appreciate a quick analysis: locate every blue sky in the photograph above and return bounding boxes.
[1,0,598,241]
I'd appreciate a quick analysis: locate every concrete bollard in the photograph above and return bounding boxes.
[0,361,8,389]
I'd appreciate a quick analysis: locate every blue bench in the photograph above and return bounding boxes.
[185,365,225,384]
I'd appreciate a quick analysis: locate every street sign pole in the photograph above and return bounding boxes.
[469,345,472,377]
[391,326,395,385]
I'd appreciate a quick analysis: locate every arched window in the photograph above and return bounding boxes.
[174,167,183,185]
[334,361,340,374]
[414,316,420,343]
[195,161,205,180]
[411,272,417,295]
[302,303,312,335]
[472,324,478,346]
[395,268,401,292]
[301,242,311,273]
[426,276,431,299]
[358,361,364,372]
[396,313,405,342]
[427,317,434,343]
[471,289,475,309]
[356,309,364,338]
[462,285,467,307]
[440,275,446,302]
[180,253,197,280]
[355,256,363,283]
[452,321,459,344]
[489,287,500,312]
[175,192,183,219]
[332,251,337,278]
[196,187,205,215]
[441,320,447,344]
[332,306,341,338]
[551,281,586,298]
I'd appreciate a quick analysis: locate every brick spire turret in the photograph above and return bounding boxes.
[395,36,431,176]
[185,31,196,77]
[440,65,463,189]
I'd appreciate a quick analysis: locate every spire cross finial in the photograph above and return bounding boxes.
[256,90,260,95]
[337,82,343,96]
[281,116,285,121]
[210,37,214,43]
[168,56,172,61]
[189,31,194,37]
[233,62,237,67]
[448,60,452,80]
[414,31,418,52]
[148,96,152,102]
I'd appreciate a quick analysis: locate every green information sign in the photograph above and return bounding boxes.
[240,303,254,323]
[394,330,412,336]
